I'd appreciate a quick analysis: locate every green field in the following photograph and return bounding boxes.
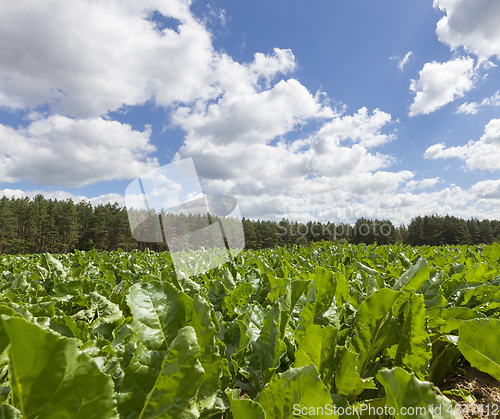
[0,243,499,418]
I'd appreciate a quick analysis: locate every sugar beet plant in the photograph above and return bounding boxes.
[0,243,499,418]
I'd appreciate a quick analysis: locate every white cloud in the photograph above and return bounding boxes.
[456,90,500,114]
[207,4,227,27]
[0,0,217,117]
[0,92,24,109]
[456,102,481,115]
[171,67,415,223]
[434,0,500,61]
[173,78,333,147]
[424,118,500,171]
[398,51,414,71]
[314,107,394,148]
[2,0,498,225]
[409,56,476,116]
[0,188,127,207]
[0,1,299,119]
[4,176,500,226]
[404,177,441,191]
[0,115,158,187]
[471,179,500,199]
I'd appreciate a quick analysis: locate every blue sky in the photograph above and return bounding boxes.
[1,0,500,225]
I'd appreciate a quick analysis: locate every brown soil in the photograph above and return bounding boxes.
[440,365,500,419]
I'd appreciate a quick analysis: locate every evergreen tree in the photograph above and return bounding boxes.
[479,219,494,244]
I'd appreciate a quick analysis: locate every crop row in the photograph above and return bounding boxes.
[0,243,499,418]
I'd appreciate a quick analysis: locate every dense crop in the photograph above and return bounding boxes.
[0,243,499,418]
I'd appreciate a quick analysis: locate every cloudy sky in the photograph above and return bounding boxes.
[1,0,500,225]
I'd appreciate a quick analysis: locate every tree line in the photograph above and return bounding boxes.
[0,195,499,254]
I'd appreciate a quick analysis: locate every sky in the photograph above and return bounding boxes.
[1,0,500,225]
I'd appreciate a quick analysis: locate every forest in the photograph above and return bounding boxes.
[0,194,499,254]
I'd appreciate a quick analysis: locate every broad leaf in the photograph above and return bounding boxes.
[257,364,336,419]
[335,346,375,397]
[457,318,500,380]
[1,315,118,419]
[349,288,400,376]
[294,324,339,385]
[377,367,460,419]
[225,389,265,419]
[0,404,21,419]
[394,293,431,378]
[127,281,193,350]
[90,291,123,323]
[138,326,205,419]
[249,304,287,391]
[296,267,337,338]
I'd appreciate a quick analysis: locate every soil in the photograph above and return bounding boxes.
[440,365,500,419]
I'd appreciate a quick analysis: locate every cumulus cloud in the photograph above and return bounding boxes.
[0,0,217,117]
[0,188,127,207]
[404,178,441,191]
[314,107,394,148]
[171,68,414,223]
[471,179,500,199]
[0,1,300,119]
[0,115,158,187]
[434,0,500,61]
[456,90,500,114]
[409,0,500,117]
[409,56,476,116]
[424,118,500,171]
[3,0,497,225]
[173,78,332,146]
[456,102,481,115]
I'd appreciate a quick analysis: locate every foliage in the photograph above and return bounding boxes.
[0,242,499,418]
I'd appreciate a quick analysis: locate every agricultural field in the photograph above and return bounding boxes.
[0,243,499,418]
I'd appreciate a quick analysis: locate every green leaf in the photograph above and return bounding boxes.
[296,267,337,338]
[222,282,254,317]
[257,364,336,419]
[334,272,350,309]
[335,346,375,397]
[394,293,431,378]
[457,318,500,381]
[249,304,287,391]
[442,388,476,404]
[138,326,205,419]
[376,367,460,419]
[123,289,222,415]
[127,281,193,350]
[275,280,309,339]
[294,324,339,384]
[225,389,265,419]
[458,284,500,311]
[117,340,165,418]
[0,404,21,419]
[90,291,123,323]
[266,274,290,303]
[1,315,118,419]
[393,259,429,314]
[39,253,67,282]
[464,262,497,283]
[190,295,223,411]
[223,313,251,379]
[393,258,429,292]
[428,336,462,386]
[0,306,21,355]
[436,307,486,334]
[349,288,400,376]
